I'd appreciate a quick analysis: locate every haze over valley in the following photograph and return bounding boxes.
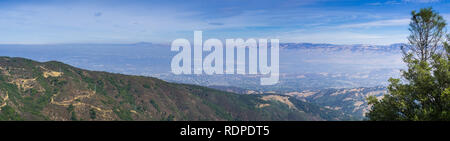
[0,42,403,119]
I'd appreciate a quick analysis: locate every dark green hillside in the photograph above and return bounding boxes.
[0,56,351,121]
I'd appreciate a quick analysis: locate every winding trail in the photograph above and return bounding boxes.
[50,90,113,119]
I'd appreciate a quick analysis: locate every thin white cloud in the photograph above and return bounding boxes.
[337,19,410,28]
[367,1,402,5]
[272,30,408,45]
[0,1,441,45]
[369,0,440,5]
[402,0,440,3]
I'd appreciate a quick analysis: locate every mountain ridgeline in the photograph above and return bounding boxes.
[0,57,352,121]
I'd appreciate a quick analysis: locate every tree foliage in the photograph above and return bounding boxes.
[367,7,450,121]
[407,7,447,61]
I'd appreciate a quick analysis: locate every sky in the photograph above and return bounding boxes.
[0,0,449,45]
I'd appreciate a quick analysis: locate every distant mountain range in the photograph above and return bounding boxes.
[0,57,354,121]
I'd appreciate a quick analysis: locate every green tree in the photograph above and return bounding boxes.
[89,108,97,120]
[367,7,450,121]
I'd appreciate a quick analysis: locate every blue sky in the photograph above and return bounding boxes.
[0,0,449,45]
